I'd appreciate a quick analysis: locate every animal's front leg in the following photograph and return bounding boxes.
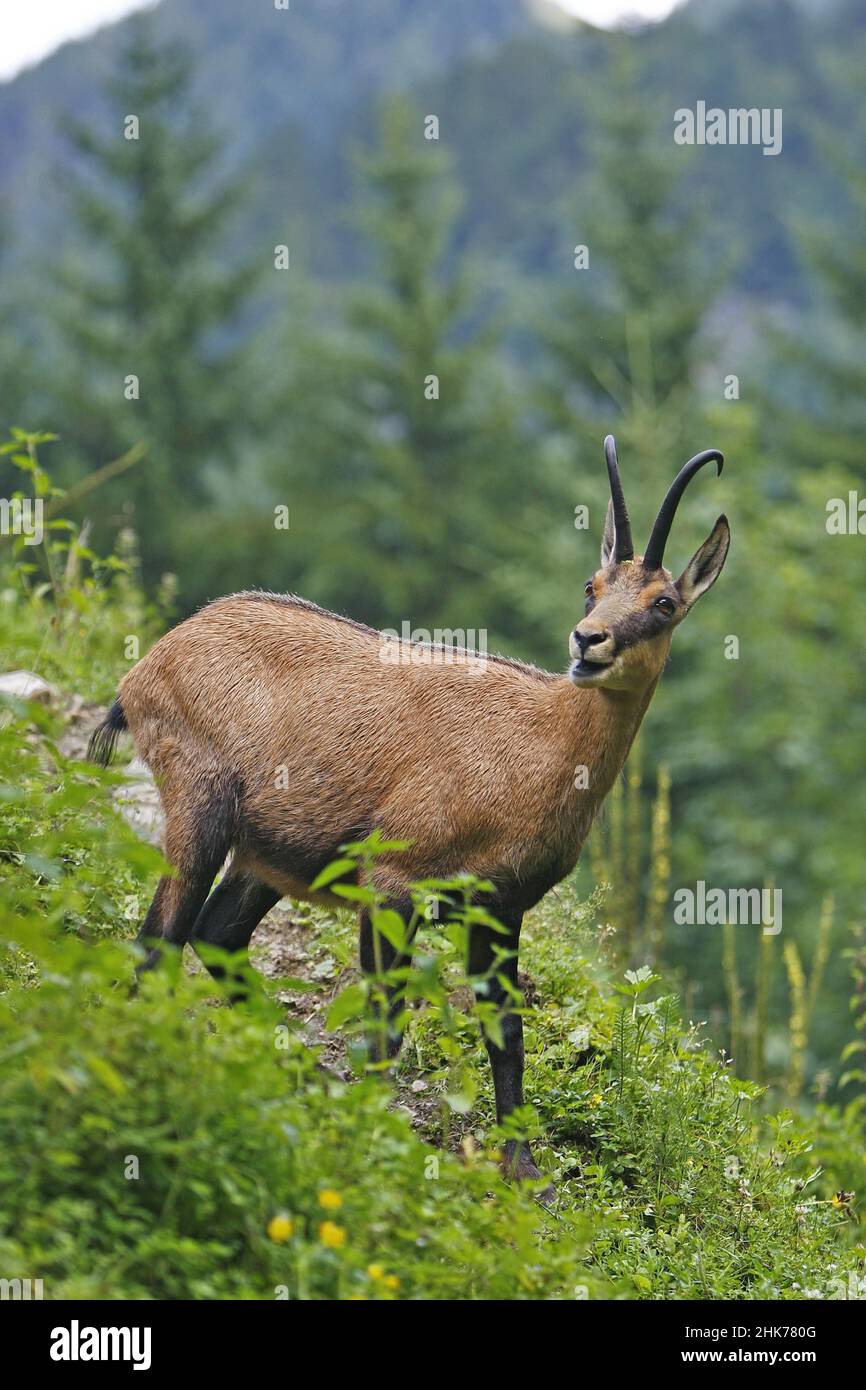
[467,911,550,1192]
[359,899,415,1063]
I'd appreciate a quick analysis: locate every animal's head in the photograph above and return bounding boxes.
[569,435,730,692]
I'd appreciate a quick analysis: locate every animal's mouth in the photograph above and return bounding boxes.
[569,657,613,684]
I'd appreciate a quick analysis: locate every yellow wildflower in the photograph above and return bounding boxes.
[319,1220,346,1249]
[266,1214,294,1243]
[318,1189,343,1212]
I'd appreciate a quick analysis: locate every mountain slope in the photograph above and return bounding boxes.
[0,0,533,250]
[1,0,865,303]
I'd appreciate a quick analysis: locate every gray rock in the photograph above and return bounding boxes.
[0,669,57,702]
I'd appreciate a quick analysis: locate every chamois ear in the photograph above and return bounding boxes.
[675,515,730,610]
[601,499,616,568]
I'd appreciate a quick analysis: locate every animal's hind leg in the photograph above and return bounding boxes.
[191,871,280,999]
[137,858,228,973]
[136,775,238,973]
[136,876,173,965]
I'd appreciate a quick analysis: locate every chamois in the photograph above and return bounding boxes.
[89,436,729,1186]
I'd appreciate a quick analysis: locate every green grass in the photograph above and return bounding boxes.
[0,687,856,1299]
[0,455,860,1299]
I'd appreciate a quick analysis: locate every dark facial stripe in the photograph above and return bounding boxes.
[612,605,675,652]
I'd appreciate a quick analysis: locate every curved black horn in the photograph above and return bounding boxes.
[643,448,724,571]
[604,434,634,563]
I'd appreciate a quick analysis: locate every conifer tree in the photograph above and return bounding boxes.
[54,17,259,581]
[771,133,866,480]
[245,95,532,650]
[539,39,714,508]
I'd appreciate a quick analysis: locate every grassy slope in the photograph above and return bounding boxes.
[0,571,859,1300]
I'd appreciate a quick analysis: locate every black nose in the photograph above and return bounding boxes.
[575,630,607,656]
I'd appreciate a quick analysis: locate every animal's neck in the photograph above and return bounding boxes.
[554,678,660,815]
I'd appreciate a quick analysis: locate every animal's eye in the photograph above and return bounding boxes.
[584,581,594,597]
[655,596,676,616]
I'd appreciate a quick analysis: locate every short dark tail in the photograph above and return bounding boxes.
[87,696,128,767]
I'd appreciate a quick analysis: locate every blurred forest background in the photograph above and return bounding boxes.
[1,0,865,1097]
